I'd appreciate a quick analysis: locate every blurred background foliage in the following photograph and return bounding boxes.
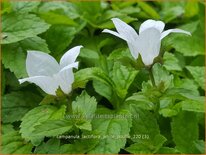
[1,0,205,154]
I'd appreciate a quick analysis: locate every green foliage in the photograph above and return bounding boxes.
[2,130,33,154]
[20,105,67,146]
[2,91,41,123]
[2,13,50,44]
[171,111,200,153]
[72,91,97,130]
[1,0,205,154]
[89,108,131,154]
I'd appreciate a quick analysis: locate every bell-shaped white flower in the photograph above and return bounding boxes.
[103,18,191,66]
[19,46,83,95]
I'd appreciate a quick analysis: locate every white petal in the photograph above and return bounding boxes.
[26,51,60,77]
[138,28,161,66]
[60,46,82,69]
[111,18,138,42]
[56,63,77,94]
[19,76,58,95]
[139,19,165,34]
[102,29,127,41]
[160,28,191,40]
[127,42,139,59]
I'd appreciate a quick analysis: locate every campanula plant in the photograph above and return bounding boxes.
[1,1,205,155]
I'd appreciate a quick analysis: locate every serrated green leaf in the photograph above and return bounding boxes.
[186,66,205,90]
[163,52,182,71]
[171,111,199,153]
[20,105,66,146]
[60,132,99,154]
[73,67,114,89]
[33,120,73,137]
[34,139,60,154]
[2,45,27,78]
[2,91,41,123]
[88,108,131,154]
[125,92,154,110]
[19,36,50,53]
[1,131,33,154]
[11,1,40,13]
[71,91,97,130]
[44,25,76,57]
[2,13,50,44]
[38,2,79,19]
[152,63,174,91]
[125,134,167,154]
[157,147,180,153]
[112,62,138,99]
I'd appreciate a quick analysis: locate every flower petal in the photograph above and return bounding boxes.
[102,29,127,41]
[111,18,138,42]
[160,28,191,40]
[19,76,58,95]
[56,62,78,94]
[139,19,165,34]
[60,46,82,69]
[138,28,161,66]
[127,43,139,59]
[26,51,60,77]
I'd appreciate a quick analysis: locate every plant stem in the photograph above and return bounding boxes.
[148,67,156,87]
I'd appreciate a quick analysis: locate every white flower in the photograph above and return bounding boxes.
[103,18,191,66]
[19,46,83,95]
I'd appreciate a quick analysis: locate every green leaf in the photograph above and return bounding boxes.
[193,140,205,154]
[112,62,138,99]
[19,36,50,53]
[71,91,97,130]
[152,63,174,91]
[184,1,199,18]
[163,52,182,71]
[126,105,166,153]
[43,25,76,56]
[180,98,205,113]
[11,1,40,13]
[2,124,15,134]
[88,108,131,154]
[169,23,204,56]
[161,4,184,23]
[125,134,167,154]
[138,2,160,19]
[129,106,160,142]
[174,77,199,96]
[20,105,66,146]
[34,139,60,154]
[171,111,199,153]
[125,92,154,110]
[73,67,114,89]
[1,131,33,154]
[60,132,99,153]
[2,91,41,123]
[38,12,77,26]
[33,120,73,137]
[2,13,50,44]
[37,2,79,19]
[186,66,205,90]
[2,44,27,78]
[157,147,180,153]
